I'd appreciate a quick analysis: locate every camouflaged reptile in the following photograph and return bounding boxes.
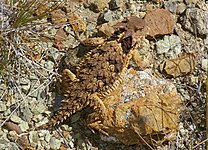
[38,16,146,134]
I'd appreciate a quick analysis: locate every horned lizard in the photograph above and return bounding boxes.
[38,16,146,134]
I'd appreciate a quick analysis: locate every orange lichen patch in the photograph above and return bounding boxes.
[160,52,196,77]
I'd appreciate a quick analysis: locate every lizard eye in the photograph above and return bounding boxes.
[121,35,133,54]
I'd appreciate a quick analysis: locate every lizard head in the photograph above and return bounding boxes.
[113,16,146,55]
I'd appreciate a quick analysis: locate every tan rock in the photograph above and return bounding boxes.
[87,68,181,145]
[144,9,176,37]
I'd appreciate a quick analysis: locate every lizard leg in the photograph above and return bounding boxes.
[62,69,79,82]
[87,92,109,136]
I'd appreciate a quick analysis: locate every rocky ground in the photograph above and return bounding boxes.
[0,0,207,149]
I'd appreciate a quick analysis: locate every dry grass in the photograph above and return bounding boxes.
[0,0,61,128]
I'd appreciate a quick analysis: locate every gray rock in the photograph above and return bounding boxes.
[44,60,54,71]
[29,73,39,80]
[19,121,29,132]
[185,0,198,5]
[41,140,50,149]
[177,3,186,14]
[65,35,80,49]
[164,1,178,13]
[31,101,46,115]
[45,131,51,143]
[201,59,207,71]
[204,35,208,45]
[20,84,30,94]
[19,78,30,85]
[156,35,181,56]
[0,102,6,112]
[49,137,62,150]
[29,131,39,148]
[10,114,23,124]
[48,47,63,61]
[21,107,33,122]
[98,10,113,24]
[184,7,208,35]
[0,140,19,150]
[18,78,30,93]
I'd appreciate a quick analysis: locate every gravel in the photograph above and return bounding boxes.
[0,0,207,149]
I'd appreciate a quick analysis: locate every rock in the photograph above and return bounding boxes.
[49,137,62,150]
[87,68,181,145]
[156,35,181,56]
[7,131,18,141]
[41,140,50,149]
[184,7,208,35]
[144,9,176,37]
[29,73,39,80]
[29,131,39,148]
[31,101,46,115]
[53,28,67,50]
[0,102,6,112]
[89,0,109,13]
[204,35,208,45]
[65,34,80,49]
[47,47,63,61]
[45,132,52,143]
[185,0,198,5]
[19,78,30,85]
[18,78,30,93]
[160,52,196,77]
[98,10,113,24]
[201,59,207,71]
[98,22,116,37]
[109,0,122,10]
[10,115,23,124]
[0,140,19,150]
[164,0,178,13]
[44,61,54,71]
[177,3,187,14]
[19,121,29,132]
[20,84,30,94]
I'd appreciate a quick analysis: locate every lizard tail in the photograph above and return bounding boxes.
[37,99,87,130]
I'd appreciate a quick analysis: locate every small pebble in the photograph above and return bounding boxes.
[50,137,62,150]
[0,102,6,112]
[19,121,29,132]
[201,59,207,71]
[89,0,109,12]
[164,1,178,13]
[10,115,22,124]
[177,3,187,14]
